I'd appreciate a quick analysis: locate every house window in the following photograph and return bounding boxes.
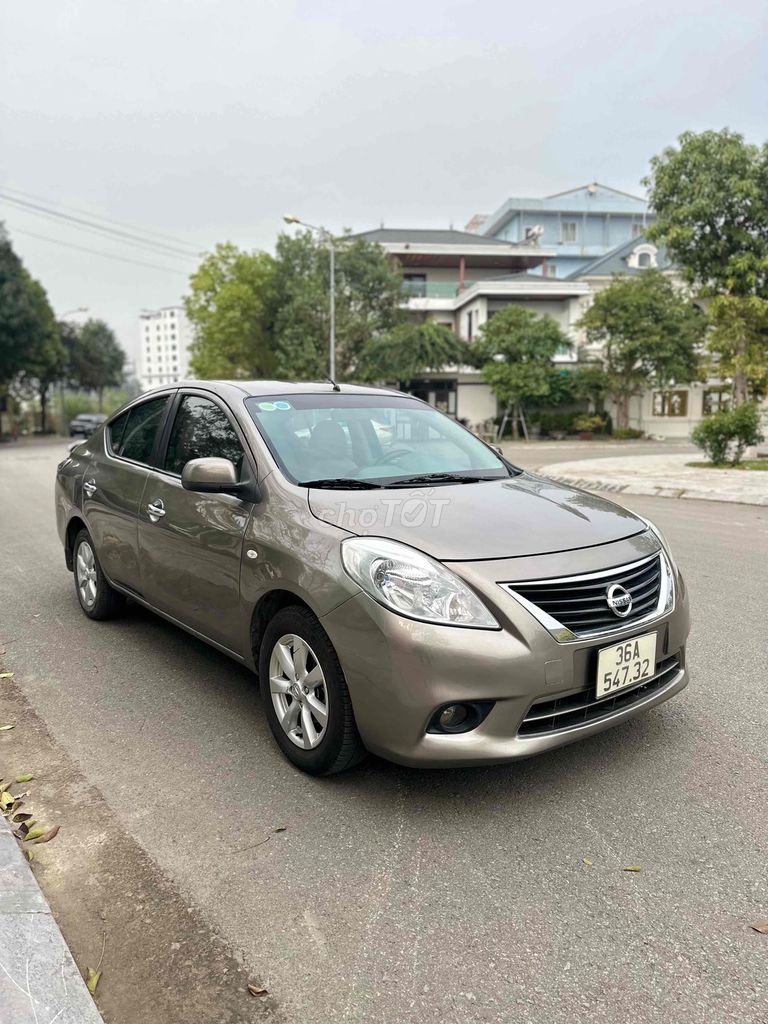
[637,252,652,268]
[466,311,473,341]
[652,390,688,417]
[402,274,427,297]
[703,388,731,415]
[632,223,645,238]
[561,221,577,243]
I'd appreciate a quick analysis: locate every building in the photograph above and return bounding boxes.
[467,183,654,278]
[355,228,590,429]
[138,305,193,392]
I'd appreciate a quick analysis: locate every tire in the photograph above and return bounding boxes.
[73,529,125,621]
[259,605,366,775]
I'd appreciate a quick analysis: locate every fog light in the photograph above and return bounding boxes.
[439,704,468,730]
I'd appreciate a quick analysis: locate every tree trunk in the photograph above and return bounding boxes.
[733,371,749,406]
[97,387,104,412]
[39,386,48,433]
[616,394,630,431]
[511,402,520,440]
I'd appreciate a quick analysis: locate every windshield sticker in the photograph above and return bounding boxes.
[258,402,277,411]
[273,401,292,410]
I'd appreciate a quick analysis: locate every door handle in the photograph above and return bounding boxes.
[83,479,97,497]
[147,499,166,521]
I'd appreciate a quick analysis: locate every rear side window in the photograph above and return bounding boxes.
[164,395,245,477]
[110,397,168,464]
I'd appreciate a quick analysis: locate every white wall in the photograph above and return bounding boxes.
[456,377,496,429]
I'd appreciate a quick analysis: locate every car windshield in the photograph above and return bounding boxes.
[245,393,514,486]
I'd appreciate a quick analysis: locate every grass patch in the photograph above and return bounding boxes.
[687,460,768,471]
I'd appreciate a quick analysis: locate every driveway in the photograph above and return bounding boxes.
[1,440,766,1024]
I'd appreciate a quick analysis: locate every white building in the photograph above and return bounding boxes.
[138,305,193,392]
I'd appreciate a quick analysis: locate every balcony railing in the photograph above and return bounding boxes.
[401,281,477,299]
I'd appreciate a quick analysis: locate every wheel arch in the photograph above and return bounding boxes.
[250,589,316,675]
[64,515,88,571]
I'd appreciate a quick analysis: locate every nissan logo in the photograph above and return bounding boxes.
[606,583,633,617]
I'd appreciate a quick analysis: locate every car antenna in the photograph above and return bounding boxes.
[326,377,341,392]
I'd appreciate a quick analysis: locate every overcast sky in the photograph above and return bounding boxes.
[1,0,766,362]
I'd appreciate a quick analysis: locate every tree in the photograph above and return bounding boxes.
[186,244,277,379]
[577,271,703,430]
[705,295,768,404]
[273,231,403,380]
[645,130,768,300]
[0,227,41,391]
[70,319,125,410]
[570,361,612,414]
[359,321,467,388]
[472,307,570,438]
[17,276,66,432]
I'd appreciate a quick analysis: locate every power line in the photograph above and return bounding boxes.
[0,183,206,252]
[8,225,191,276]
[0,192,202,260]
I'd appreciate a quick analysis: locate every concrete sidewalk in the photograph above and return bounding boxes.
[540,452,768,506]
[0,817,103,1024]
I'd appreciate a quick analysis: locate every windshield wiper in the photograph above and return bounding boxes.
[388,472,492,487]
[298,477,383,490]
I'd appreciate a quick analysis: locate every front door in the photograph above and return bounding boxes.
[83,394,171,593]
[136,392,254,654]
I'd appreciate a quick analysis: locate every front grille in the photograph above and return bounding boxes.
[505,553,663,637]
[517,653,681,737]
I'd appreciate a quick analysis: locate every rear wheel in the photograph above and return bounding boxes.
[259,605,366,775]
[73,529,125,620]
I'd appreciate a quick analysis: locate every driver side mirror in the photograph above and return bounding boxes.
[181,457,242,494]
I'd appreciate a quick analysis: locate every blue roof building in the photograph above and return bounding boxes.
[468,183,654,278]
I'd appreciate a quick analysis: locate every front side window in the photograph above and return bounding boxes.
[245,394,511,487]
[110,397,169,463]
[164,395,245,476]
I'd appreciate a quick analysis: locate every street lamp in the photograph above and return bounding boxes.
[283,215,336,381]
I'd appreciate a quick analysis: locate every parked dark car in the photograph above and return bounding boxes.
[56,381,690,775]
[69,413,106,438]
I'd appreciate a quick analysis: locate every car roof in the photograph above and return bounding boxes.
[139,379,409,399]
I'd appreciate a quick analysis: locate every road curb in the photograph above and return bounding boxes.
[0,816,105,1023]
[542,471,768,507]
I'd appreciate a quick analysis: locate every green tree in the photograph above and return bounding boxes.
[570,361,612,414]
[472,307,570,438]
[17,276,66,432]
[577,271,703,430]
[0,227,41,392]
[186,243,277,379]
[644,129,768,300]
[70,319,125,410]
[705,295,768,404]
[273,231,403,380]
[359,321,467,389]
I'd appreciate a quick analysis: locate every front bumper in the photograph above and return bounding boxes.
[320,534,691,768]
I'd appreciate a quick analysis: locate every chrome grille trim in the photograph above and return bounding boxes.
[499,550,674,643]
[517,654,683,738]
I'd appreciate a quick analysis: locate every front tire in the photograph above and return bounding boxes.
[73,529,125,620]
[259,605,366,775]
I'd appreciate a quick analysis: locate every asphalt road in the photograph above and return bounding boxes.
[1,440,766,1024]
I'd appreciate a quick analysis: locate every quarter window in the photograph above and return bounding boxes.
[110,397,169,463]
[164,396,245,476]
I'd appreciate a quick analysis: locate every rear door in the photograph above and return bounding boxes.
[83,394,173,593]
[136,391,255,654]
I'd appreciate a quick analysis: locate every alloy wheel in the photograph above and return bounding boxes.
[269,633,329,749]
[76,541,98,609]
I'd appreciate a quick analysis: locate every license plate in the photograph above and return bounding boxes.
[595,632,657,699]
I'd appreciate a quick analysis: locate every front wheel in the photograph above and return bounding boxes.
[259,606,366,775]
[73,529,125,620]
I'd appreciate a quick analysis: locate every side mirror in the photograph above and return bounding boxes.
[181,457,239,493]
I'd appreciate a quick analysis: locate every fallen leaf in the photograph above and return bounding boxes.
[272,827,287,834]
[0,672,13,679]
[25,849,34,862]
[13,812,33,823]
[0,725,14,732]
[0,791,13,809]
[750,921,768,934]
[247,983,268,997]
[622,865,642,873]
[25,828,45,841]
[582,857,593,866]
[33,825,60,845]
[86,968,102,995]
[15,774,33,783]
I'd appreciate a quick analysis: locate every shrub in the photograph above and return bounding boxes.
[536,410,576,437]
[692,402,764,465]
[573,414,605,434]
[614,427,644,439]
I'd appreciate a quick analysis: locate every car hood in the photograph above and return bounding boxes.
[308,473,646,560]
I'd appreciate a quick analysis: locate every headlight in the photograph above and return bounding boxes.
[639,517,677,612]
[341,537,499,629]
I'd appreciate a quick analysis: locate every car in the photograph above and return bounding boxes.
[56,381,690,775]
[69,413,106,438]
